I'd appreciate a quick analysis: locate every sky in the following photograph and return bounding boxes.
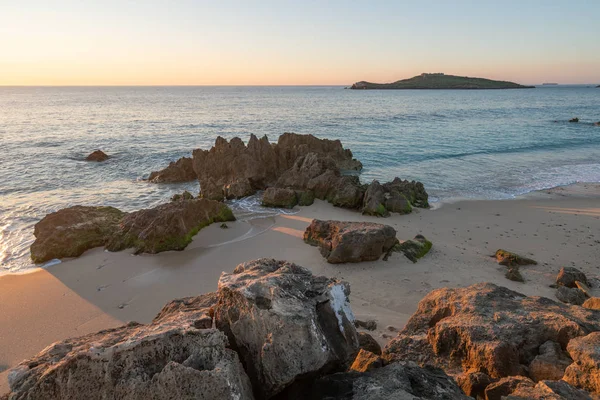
[1,0,599,86]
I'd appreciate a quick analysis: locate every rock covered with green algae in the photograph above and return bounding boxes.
[362,178,426,217]
[106,198,235,254]
[30,205,126,263]
[390,234,432,262]
[30,199,235,263]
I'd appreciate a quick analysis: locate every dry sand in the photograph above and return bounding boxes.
[2,183,600,393]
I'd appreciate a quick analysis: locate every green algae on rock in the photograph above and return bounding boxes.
[391,234,432,263]
[31,199,235,262]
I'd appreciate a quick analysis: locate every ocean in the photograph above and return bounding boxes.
[1,85,599,274]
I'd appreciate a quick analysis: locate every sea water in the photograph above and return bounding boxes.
[1,85,599,273]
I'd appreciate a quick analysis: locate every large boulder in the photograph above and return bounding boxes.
[303,220,398,264]
[106,198,235,254]
[383,283,600,379]
[276,361,471,400]
[262,187,298,209]
[30,206,125,263]
[85,149,109,162]
[564,332,600,395]
[148,156,196,183]
[5,293,255,400]
[214,259,359,399]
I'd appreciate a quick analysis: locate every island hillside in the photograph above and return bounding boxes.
[351,73,534,90]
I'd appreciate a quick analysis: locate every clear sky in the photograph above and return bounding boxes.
[1,0,599,85]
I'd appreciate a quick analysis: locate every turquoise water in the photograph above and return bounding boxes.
[1,85,599,273]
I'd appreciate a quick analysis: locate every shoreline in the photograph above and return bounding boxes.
[2,182,600,393]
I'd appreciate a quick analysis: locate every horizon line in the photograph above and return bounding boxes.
[1,83,599,88]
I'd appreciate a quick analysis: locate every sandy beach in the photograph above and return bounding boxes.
[2,183,600,394]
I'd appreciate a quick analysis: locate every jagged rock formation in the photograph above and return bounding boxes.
[191,133,362,201]
[303,220,398,263]
[30,199,235,263]
[214,259,359,398]
[5,293,255,400]
[383,283,600,379]
[148,156,196,183]
[85,149,109,161]
[30,206,126,263]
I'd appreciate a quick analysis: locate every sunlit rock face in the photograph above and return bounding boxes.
[214,258,359,399]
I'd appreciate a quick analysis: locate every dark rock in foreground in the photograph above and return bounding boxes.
[557,266,589,288]
[85,149,109,161]
[277,361,471,400]
[215,259,359,399]
[383,283,600,379]
[303,220,398,264]
[31,199,235,263]
[6,293,255,400]
[30,206,125,263]
[148,156,196,183]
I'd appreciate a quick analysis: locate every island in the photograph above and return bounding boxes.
[350,73,534,90]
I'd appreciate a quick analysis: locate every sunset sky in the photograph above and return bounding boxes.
[1,0,599,86]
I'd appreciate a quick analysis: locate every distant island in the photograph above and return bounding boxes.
[350,73,534,90]
[542,83,558,86]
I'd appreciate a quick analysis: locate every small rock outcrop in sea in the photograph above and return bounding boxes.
[383,283,600,379]
[30,206,126,263]
[563,332,600,395]
[215,259,359,398]
[278,361,471,400]
[5,292,255,400]
[85,149,109,162]
[148,156,196,183]
[570,117,580,123]
[30,199,235,263]
[303,219,398,263]
[389,234,432,262]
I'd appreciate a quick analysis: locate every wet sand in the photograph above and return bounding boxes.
[2,183,600,393]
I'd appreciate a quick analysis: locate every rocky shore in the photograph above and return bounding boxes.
[4,259,600,399]
[3,134,600,399]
